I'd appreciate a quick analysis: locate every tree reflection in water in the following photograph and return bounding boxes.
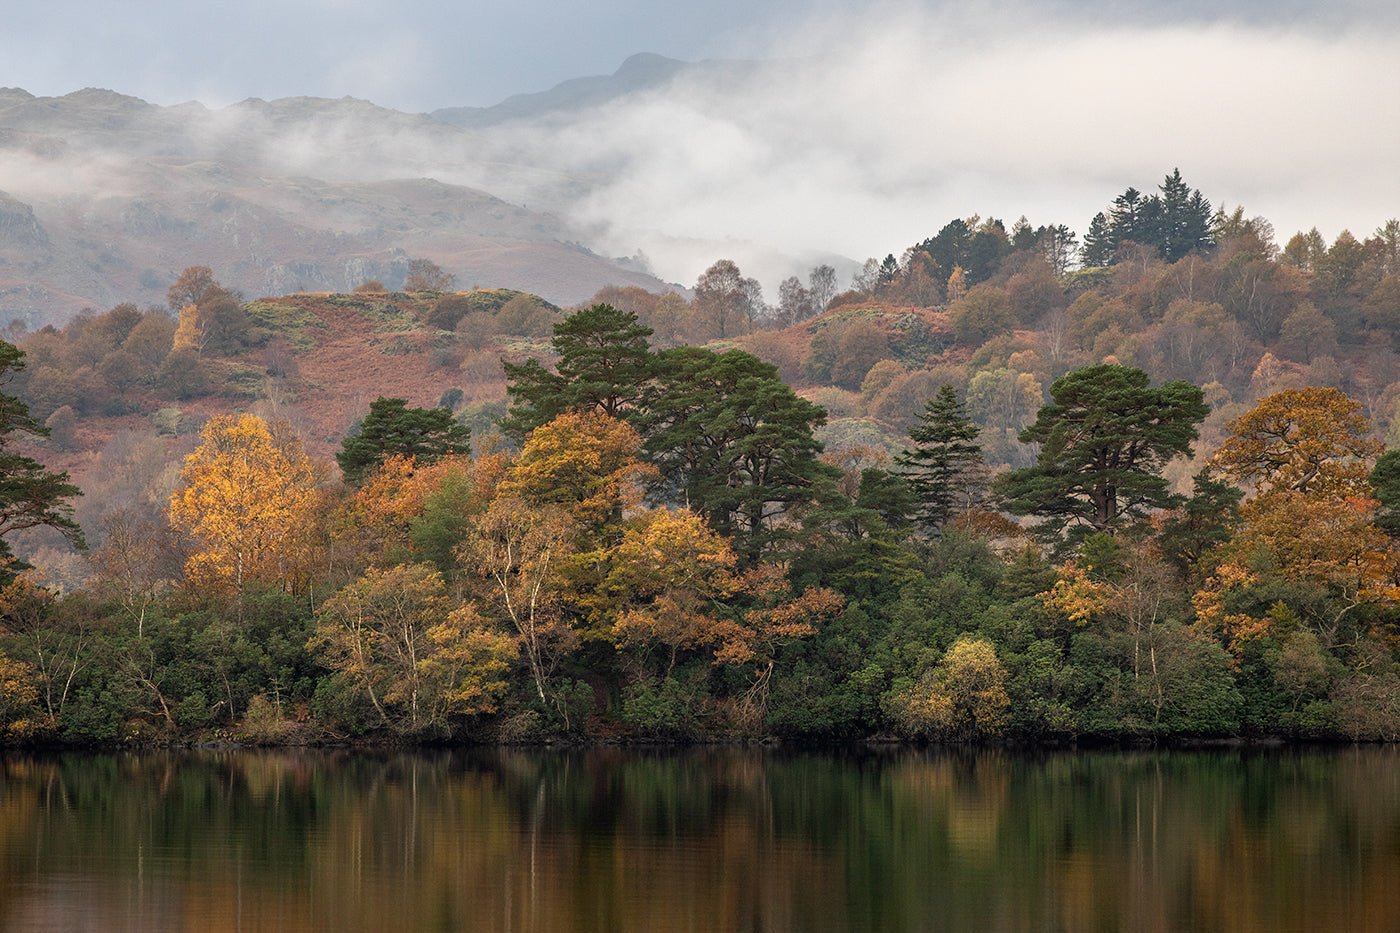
[0,747,1397,932]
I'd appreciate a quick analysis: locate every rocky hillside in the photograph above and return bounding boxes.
[0,85,677,325]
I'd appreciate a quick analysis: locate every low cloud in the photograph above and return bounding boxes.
[482,4,1400,291]
[4,1,1397,300]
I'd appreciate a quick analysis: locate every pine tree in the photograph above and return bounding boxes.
[0,341,84,576]
[501,303,655,442]
[896,384,986,534]
[338,397,472,486]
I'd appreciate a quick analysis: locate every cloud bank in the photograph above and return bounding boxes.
[491,5,1400,291]
[4,1,1398,299]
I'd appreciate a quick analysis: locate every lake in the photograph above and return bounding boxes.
[1,746,1397,931]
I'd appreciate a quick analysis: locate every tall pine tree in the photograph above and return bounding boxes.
[0,341,84,576]
[501,303,655,442]
[895,384,986,534]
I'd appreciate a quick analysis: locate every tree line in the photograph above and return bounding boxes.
[2,293,1400,744]
[1,165,1400,744]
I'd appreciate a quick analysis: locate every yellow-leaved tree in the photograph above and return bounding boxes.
[309,562,515,735]
[169,414,327,596]
[609,506,738,675]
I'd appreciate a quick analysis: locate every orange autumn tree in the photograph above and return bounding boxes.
[609,507,738,675]
[1200,387,1395,650]
[708,563,844,727]
[498,410,656,536]
[169,414,327,596]
[328,450,509,578]
[1208,386,1382,498]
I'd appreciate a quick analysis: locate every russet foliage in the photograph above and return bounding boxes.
[18,206,1400,745]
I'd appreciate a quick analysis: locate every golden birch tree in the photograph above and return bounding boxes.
[459,497,577,716]
[310,562,514,734]
[168,414,326,596]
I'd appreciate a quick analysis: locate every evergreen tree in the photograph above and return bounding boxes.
[877,254,900,287]
[916,218,972,282]
[995,364,1208,549]
[896,384,986,534]
[1081,212,1114,267]
[338,397,471,486]
[0,342,85,575]
[1157,469,1244,575]
[644,347,836,563]
[1367,449,1400,538]
[1110,187,1147,246]
[501,303,656,442]
[1156,168,1215,262]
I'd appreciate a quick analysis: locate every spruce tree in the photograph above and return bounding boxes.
[1081,212,1114,267]
[896,384,985,534]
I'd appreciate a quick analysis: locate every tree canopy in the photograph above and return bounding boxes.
[337,397,472,486]
[501,303,656,441]
[169,414,325,595]
[995,363,1208,545]
[0,342,85,574]
[1208,387,1382,498]
[644,347,836,562]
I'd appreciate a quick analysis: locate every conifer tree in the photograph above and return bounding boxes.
[338,397,471,486]
[995,364,1207,548]
[501,303,655,442]
[0,342,84,576]
[896,384,985,534]
[1081,212,1114,267]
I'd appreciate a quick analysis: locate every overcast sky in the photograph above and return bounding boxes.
[5,0,1393,112]
[5,0,1400,289]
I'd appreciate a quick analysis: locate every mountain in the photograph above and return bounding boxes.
[428,53,761,130]
[0,79,681,326]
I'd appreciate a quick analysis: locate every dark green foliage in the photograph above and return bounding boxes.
[896,384,985,534]
[911,218,1010,288]
[501,303,656,441]
[1232,636,1287,735]
[620,675,703,739]
[789,468,919,600]
[1369,450,1400,537]
[994,364,1208,548]
[915,219,970,284]
[408,466,478,577]
[877,254,900,286]
[1088,169,1215,264]
[1158,470,1244,575]
[1080,212,1113,267]
[0,341,85,572]
[337,396,471,485]
[1156,169,1216,262]
[644,347,837,563]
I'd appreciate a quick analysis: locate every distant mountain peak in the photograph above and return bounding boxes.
[430,53,693,130]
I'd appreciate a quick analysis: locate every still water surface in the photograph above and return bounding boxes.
[1,746,1397,932]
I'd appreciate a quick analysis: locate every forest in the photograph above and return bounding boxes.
[1,169,1400,746]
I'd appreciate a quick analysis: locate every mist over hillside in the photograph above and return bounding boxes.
[0,83,676,325]
[3,1,1400,327]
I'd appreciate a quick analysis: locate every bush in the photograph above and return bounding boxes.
[620,677,702,739]
[235,693,299,744]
